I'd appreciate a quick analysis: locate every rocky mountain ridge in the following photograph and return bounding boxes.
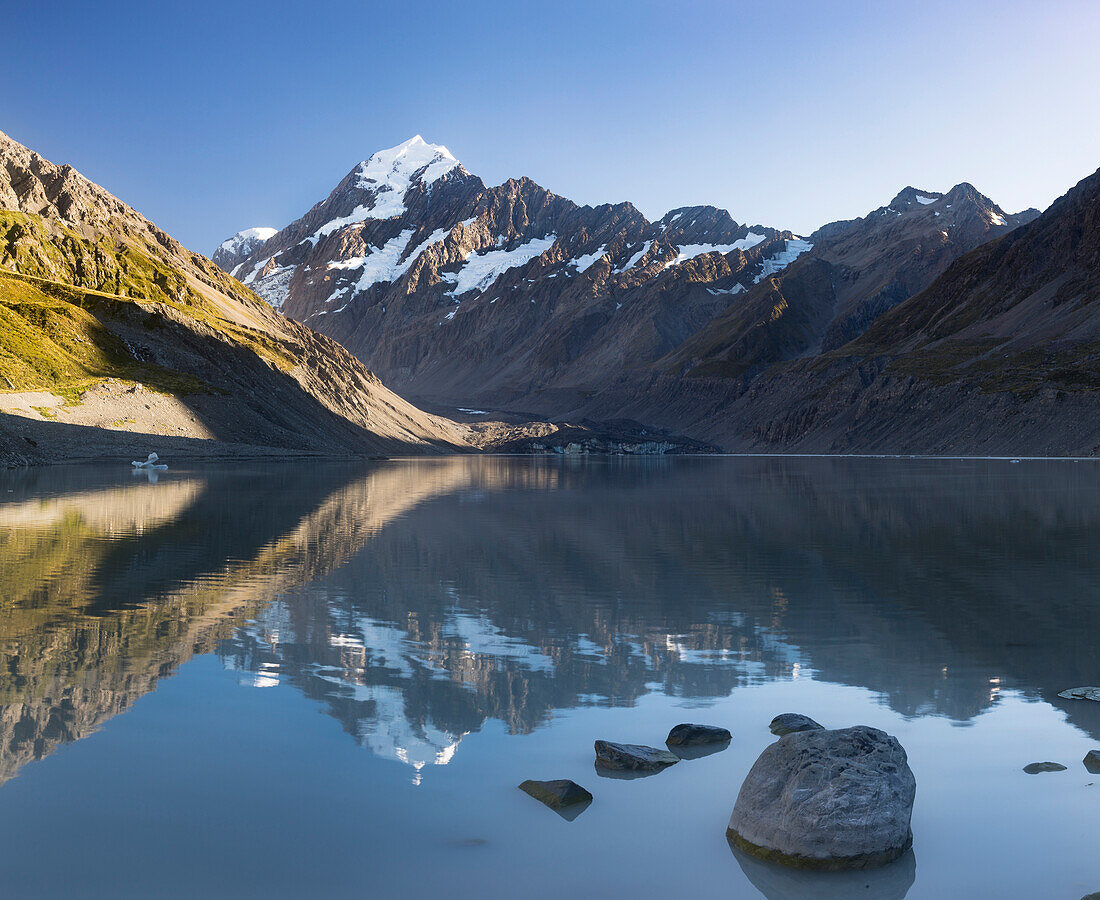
[220,137,1042,440]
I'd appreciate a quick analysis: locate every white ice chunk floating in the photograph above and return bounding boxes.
[131,452,168,470]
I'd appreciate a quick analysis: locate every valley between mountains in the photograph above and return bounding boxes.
[2,127,1099,464]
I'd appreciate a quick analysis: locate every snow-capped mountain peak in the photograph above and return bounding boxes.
[355,135,461,194]
[212,226,278,272]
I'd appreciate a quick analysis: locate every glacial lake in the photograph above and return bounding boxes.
[0,456,1098,898]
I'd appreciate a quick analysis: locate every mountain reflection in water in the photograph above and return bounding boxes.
[2,456,1099,792]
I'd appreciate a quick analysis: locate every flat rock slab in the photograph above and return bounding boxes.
[769,713,825,736]
[519,779,593,810]
[666,723,732,746]
[1058,687,1100,702]
[1084,750,1100,774]
[1023,761,1067,774]
[728,725,916,871]
[594,740,679,771]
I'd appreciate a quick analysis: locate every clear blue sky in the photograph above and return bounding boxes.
[6,0,1100,253]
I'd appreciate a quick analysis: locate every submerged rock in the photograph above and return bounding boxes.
[1058,687,1100,702]
[727,725,916,870]
[519,779,593,812]
[594,740,679,772]
[1023,761,1067,774]
[769,713,825,736]
[1084,750,1100,774]
[666,723,732,746]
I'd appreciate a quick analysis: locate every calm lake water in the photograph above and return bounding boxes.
[1,456,1098,898]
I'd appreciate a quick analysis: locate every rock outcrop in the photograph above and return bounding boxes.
[518,779,593,813]
[769,713,825,736]
[594,740,680,772]
[665,723,731,746]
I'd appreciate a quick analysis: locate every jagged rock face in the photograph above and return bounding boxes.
[221,136,796,410]
[212,226,277,272]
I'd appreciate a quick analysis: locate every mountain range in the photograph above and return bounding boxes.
[215,135,1100,455]
[1,126,1097,461]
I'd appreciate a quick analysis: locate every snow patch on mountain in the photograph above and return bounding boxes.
[754,239,813,283]
[441,235,557,296]
[571,245,608,273]
[326,229,417,299]
[617,240,653,272]
[667,233,767,267]
[915,194,938,205]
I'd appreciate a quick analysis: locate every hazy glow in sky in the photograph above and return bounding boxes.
[6,0,1100,252]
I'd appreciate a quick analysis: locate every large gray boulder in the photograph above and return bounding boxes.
[727,725,916,870]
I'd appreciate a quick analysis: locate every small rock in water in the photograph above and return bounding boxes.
[727,725,916,870]
[1084,750,1100,774]
[594,740,679,772]
[1058,687,1100,702]
[1022,761,1067,774]
[518,779,593,811]
[666,723,732,746]
[769,713,825,736]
